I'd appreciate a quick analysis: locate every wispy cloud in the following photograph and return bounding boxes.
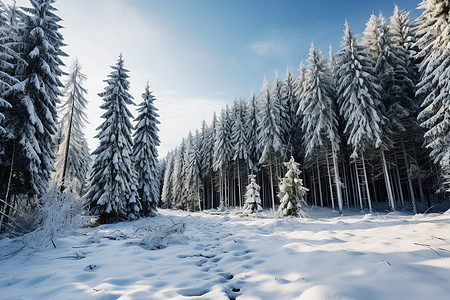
[249,28,307,59]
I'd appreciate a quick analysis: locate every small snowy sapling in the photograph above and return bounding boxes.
[243,174,262,214]
[277,157,308,217]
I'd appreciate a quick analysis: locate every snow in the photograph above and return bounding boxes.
[1,208,450,299]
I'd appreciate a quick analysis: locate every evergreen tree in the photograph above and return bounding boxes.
[271,71,289,153]
[258,76,283,210]
[53,59,90,196]
[415,0,450,191]
[183,131,202,211]
[85,55,140,222]
[132,83,160,215]
[277,157,307,217]
[1,0,66,197]
[282,68,301,158]
[336,22,395,211]
[213,107,233,209]
[336,22,388,158]
[161,151,174,208]
[172,139,186,208]
[363,14,382,60]
[231,97,249,207]
[246,90,260,171]
[300,44,343,214]
[242,174,262,214]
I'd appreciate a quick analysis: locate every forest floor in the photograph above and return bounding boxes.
[1,206,450,299]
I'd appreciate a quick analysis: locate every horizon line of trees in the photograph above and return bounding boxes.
[160,1,450,215]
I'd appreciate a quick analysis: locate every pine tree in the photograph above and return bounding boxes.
[258,76,283,210]
[277,157,307,217]
[172,139,186,208]
[53,59,90,196]
[85,55,140,222]
[282,68,300,157]
[336,22,394,211]
[1,0,66,197]
[242,174,262,214]
[363,14,382,60]
[271,71,289,153]
[132,83,160,216]
[161,151,174,208]
[390,5,426,210]
[183,131,202,211]
[300,44,343,214]
[213,107,233,209]
[336,22,389,157]
[232,97,249,207]
[246,90,260,172]
[415,0,450,191]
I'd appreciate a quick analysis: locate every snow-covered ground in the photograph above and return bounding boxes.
[1,207,450,300]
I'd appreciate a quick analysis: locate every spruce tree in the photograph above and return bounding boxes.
[132,83,160,215]
[282,68,300,157]
[242,174,262,214]
[300,44,343,214]
[172,139,186,208]
[1,0,66,197]
[277,157,307,217]
[53,59,90,195]
[161,151,174,208]
[415,0,450,191]
[183,131,202,211]
[246,91,260,172]
[85,55,140,222]
[213,107,233,209]
[336,22,395,211]
[258,76,283,210]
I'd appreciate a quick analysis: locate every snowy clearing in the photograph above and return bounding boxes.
[1,208,450,300]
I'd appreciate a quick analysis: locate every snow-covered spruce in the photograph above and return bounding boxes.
[132,83,160,216]
[245,91,260,172]
[258,76,283,210]
[85,55,140,223]
[182,131,202,211]
[299,43,343,214]
[1,0,66,197]
[231,97,249,207]
[415,0,450,191]
[277,157,307,217]
[213,107,233,210]
[336,21,396,212]
[242,174,262,214]
[53,59,91,196]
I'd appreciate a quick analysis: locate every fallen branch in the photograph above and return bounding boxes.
[432,235,450,244]
[53,252,86,260]
[414,242,443,257]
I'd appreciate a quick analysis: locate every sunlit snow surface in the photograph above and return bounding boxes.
[1,208,450,299]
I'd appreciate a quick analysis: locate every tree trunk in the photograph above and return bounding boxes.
[0,141,15,230]
[394,159,405,208]
[361,152,372,212]
[237,160,242,208]
[381,150,395,211]
[269,154,276,211]
[60,95,76,193]
[354,161,364,211]
[312,167,318,206]
[332,149,343,214]
[316,158,323,207]
[325,153,335,211]
[402,142,416,213]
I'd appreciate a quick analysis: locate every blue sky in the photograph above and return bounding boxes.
[12,0,423,156]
